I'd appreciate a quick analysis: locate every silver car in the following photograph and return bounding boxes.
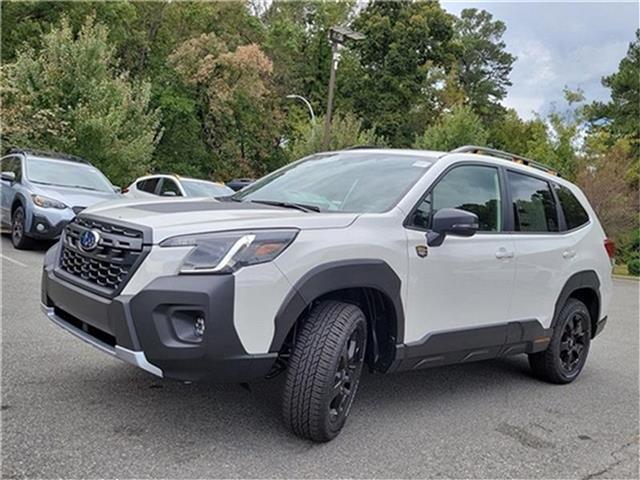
[0,149,120,249]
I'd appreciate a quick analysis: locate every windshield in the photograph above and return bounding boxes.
[234,152,435,213]
[26,157,114,192]
[182,180,234,197]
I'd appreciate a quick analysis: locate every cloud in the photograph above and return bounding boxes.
[442,1,639,120]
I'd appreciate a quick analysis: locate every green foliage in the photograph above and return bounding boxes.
[1,16,160,185]
[627,257,640,276]
[287,113,385,160]
[586,29,640,186]
[414,105,488,151]
[343,0,456,146]
[169,34,285,179]
[453,8,515,121]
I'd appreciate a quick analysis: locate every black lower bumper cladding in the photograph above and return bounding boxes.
[42,253,277,383]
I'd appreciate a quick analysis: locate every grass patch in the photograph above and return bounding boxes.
[614,264,639,277]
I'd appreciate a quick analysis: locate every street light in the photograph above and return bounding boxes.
[322,26,365,150]
[285,94,316,124]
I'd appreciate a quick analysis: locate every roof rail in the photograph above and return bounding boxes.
[8,148,91,165]
[450,145,560,176]
[346,145,383,150]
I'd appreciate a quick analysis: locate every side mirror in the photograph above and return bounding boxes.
[426,208,479,247]
[112,185,122,194]
[1,171,16,183]
[162,191,177,197]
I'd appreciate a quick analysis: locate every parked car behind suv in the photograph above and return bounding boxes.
[124,174,234,199]
[1,149,120,249]
[41,146,613,442]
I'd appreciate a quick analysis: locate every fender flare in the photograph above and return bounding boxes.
[269,259,405,352]
[551,270,601,329]
[10,193,29,227]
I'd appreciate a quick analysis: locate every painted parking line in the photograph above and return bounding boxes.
[0,253,27,268]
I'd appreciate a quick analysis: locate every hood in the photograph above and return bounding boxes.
[31,183,120,209]
[82,197,358,243]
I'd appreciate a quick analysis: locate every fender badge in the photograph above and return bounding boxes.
[415,245,428,258]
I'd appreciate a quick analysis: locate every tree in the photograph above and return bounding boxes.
[586,29,640,185]
[169,33,284,178]
[576,135,638,243]
[342,0,456,146]
[1,16,160,185]
[287,112,385,160]
[453,8,515,122]
[414,104,488,151]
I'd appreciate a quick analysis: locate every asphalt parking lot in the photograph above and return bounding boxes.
[1,235,638,479]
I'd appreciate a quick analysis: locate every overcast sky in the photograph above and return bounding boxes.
[441,1,639,119]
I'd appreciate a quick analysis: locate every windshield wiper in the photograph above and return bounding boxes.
[249,199,320,213]
[68,185,101,192]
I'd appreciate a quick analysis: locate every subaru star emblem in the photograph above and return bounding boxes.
[79,229,101,251]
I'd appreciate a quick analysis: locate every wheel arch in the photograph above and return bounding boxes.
[553,270,601,338]
[270,259,405,371]
[11,193,27,217]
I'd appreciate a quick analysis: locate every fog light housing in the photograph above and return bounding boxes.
[194,317,205,337]
[36,223,46,232]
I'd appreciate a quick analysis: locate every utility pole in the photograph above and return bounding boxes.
[322,26,365,151]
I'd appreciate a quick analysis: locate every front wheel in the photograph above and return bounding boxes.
[11,206,33,250]
[528,298,592,384]
[282,300,367,442]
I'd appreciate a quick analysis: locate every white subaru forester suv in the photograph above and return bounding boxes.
[41,146,613,442]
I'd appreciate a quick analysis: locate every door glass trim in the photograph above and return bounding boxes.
[403,161,505,233]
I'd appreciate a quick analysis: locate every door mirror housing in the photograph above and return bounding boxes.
[427,208,479,247]
[1,171,16,183]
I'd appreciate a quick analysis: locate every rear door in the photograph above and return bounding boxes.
[507,170,573,328]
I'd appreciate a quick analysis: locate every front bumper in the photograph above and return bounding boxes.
[27,208,75,240]
[41,252,277,383]
[41,303,162,376]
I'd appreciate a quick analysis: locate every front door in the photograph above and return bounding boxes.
[0,156,20,227]
[403,164,516,344]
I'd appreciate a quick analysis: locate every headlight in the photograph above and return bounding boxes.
[31,194,67,209]
[160,229,298,274]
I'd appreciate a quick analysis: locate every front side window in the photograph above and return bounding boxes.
[25,157,113,192]
[507,171,558,232]
[159,178,182,196]
[410,165,502,232]
[234,152,435,213]
[1,156,22,181]
[555,184,589,230]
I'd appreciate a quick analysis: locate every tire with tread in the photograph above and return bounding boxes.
[11,206,33,250]
[528,298,591,384]
[282,300,367,442]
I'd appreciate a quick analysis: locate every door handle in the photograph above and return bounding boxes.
[495,248,514,259]
[562,249,576,259]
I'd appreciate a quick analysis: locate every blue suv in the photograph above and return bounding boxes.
[1,149,120,249]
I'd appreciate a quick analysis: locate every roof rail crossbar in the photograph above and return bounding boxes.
[8,148,91,165]
[450,145,559,176]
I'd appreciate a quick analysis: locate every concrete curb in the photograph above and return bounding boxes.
[613,275,639,281]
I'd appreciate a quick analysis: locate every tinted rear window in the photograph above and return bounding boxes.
[138,178,160,193]
[507,171,559,232]
[555,184,589,230]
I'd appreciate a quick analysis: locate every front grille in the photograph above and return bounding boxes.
[57,217,146,296]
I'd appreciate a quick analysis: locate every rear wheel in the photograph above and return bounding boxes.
[282,300,367,442]
[11,206,33,250]
[529,298,591,384]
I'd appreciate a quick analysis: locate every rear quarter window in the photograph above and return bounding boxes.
[555,184,589,230]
